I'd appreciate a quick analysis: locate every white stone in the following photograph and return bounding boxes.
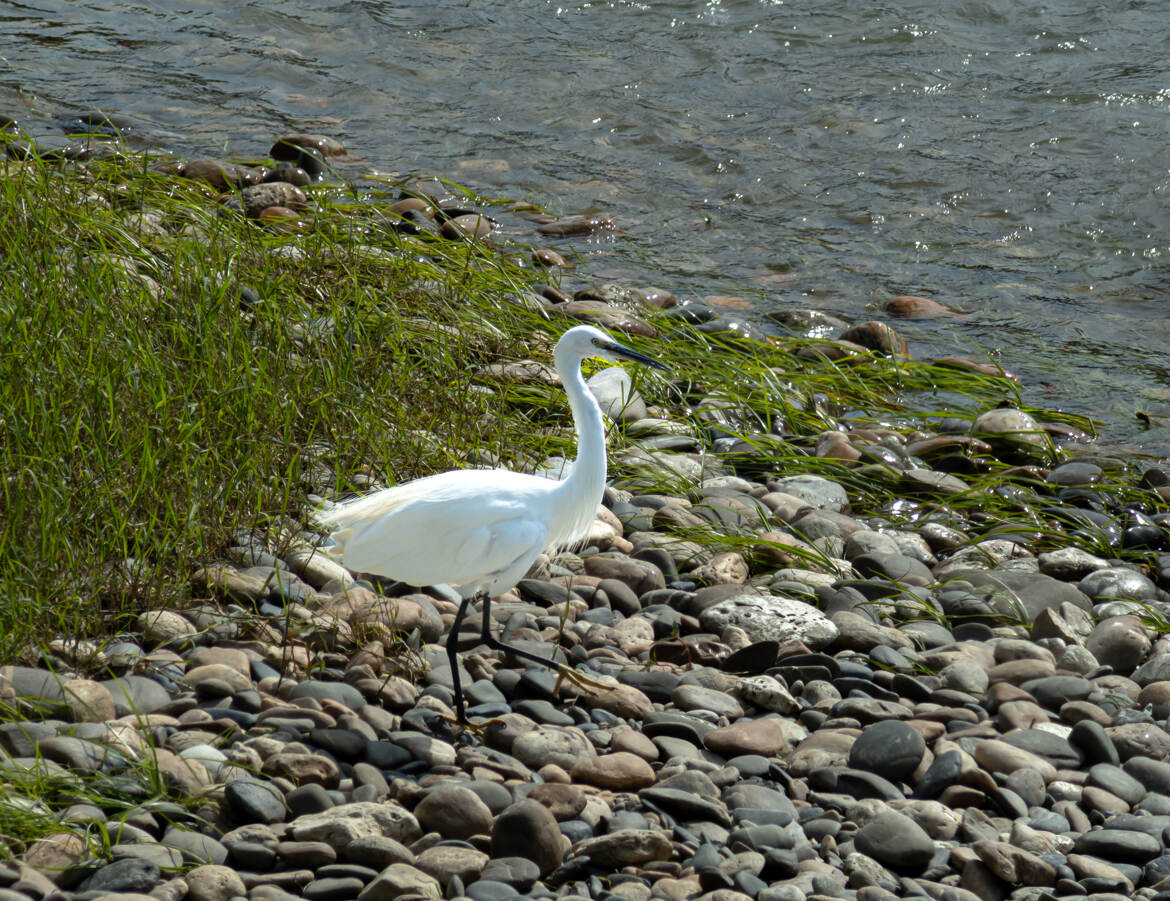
[290,801,420,850]
[738,675,799,714]
[700,594,838,649]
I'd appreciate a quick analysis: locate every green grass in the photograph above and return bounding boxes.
[0,147,1159,662]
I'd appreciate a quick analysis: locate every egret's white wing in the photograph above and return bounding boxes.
[317,469,557,590]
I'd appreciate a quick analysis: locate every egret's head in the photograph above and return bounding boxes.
[558,324,667,370]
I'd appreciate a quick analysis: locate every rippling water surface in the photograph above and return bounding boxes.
[4,0,1170,453]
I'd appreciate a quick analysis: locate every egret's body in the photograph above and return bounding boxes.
[317,325,663,721]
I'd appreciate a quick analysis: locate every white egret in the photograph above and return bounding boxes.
[316,324,665,722]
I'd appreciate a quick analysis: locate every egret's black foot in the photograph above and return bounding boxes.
[553,663,613,695]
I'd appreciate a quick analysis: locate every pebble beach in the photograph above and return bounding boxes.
[3,122,1170,901]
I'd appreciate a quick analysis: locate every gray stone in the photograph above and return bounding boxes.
[287,680,365,711]
[83,857,161,893]
[848,720,926,782]
[490,800,563,877]
[853,810,935,868]
[101,675,172,716]
[225,777,286,824]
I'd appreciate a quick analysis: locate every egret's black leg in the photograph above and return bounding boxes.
[447,593,476,723]
[479,592,566,671]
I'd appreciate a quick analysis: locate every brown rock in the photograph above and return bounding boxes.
[574,682,654,720]
[357,862,440,901]
[612,728,659,762]
[830,610,915,652]
[555,301,657,338]
[182,663,252,694]
[154,748,212,796]
[884,295,951,317]
[273,133,346,157]
[787,730,856,776]
[414,844,489,887]
[1086,615,1150,676]
[973,840,1055,885]
[1030,607,1083,644]
[236,182,307,219]
[972,740,1056,782]
[1060,700,1112,726]
[1107,722,1170,761]
[997,700,1049,730]
[276,841,337,868]
[1067,853,1134,892]
[690,551,749,585]
[703,717,788,757]
[61,679,116,723]
[258,206,309,231]
[987,658,1056,685]
[185,864,247,901]
[582,555,667,594]
[1081,785,1130,816]
[570,752,656,790]
[23,832,88,877]
[188,646,251,676]
[837,321,908,355]
[528,783,587,821]
[440,213,493,240]
[538,216,619,237]
[180,159,264,189]
[570,829,672,867]
[533,248,567,268]
[491,800,563,876]
[413,783,493,840]
[190,564,269,603]
[262,752,341,788]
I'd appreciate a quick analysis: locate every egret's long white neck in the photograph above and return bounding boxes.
[550,344,607,547]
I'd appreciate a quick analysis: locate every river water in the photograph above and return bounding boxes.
[4,0,1170,455]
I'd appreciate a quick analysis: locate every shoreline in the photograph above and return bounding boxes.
[1,127,1170,901]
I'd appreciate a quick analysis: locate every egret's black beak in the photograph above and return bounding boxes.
[603,339,669,371]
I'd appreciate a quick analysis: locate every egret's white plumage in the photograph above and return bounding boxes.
[315,325,664,721]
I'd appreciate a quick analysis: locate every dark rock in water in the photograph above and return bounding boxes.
[61,111,136,137]
[269,139,327,177]
[265,163,313,187]
[849,719,926,782]
[181,158,265,190]
[270,133,346,157]
[663,303,716,325]
[838,321,908,356]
